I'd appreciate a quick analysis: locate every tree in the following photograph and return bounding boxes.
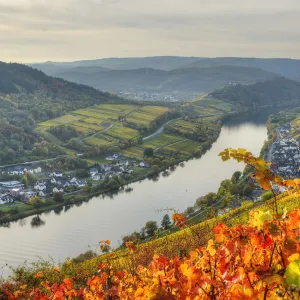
[26,172,37,185]
[53,192,64,202]
[122,232,141,245]
[83,185,90,193]
[140,227,147,239]
[243,183,255,196]
[29,196,45,209]
[152,165,160,175]
[21,175,28,188]
[231,171,242,184]
[195,192,217,207]
[145,220,158,236]
[261,191,273,201]
[161,214,172,230]
[101,245,111,253]
[144,147,154,158]
[185,206,195,216]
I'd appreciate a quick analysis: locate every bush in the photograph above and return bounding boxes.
[53,192,64,202]
[72,250,97,264]
[261,191,274,201]
[144,147,154,158]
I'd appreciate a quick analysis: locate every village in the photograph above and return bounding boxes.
[269,123,300,179]
[0,154,150,206]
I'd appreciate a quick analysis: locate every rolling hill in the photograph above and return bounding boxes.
[182,57,300,81]
[44,65,277,94]
[211,77,300,108]
[30,56,300,81]
[30,56,201,74]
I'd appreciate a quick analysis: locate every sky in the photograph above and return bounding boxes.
[1,0,300,63]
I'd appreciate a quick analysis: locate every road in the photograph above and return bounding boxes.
[0,157,59,169]
[143,118,182,141]
[83,108,140,141]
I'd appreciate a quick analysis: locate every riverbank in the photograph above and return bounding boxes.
[0,111,272,277]
[0,115,229,225]
[0,105,289,226]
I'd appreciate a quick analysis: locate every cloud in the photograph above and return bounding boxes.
[0,0,300,62]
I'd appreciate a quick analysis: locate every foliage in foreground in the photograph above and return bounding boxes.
[1,149,300,299]
[1,208,300,299]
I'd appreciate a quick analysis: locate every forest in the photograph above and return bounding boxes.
[211,77,300,108]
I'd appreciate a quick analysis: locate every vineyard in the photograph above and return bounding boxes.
[36,104,171,154]
[1,149,300,299]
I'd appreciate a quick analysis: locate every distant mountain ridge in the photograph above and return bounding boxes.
[29,56,300,80]
[29,56,300,95]
[30,56,201,74]
[182,57,300,80]
[33,64,278,94]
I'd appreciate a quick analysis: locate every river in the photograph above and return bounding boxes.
[0,109,277,277]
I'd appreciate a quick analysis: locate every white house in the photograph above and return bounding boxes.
[34,183,47,191]
[33,167,42,174]
[53,187,64,193]
[92,174,101,181]
[50,171,63,178]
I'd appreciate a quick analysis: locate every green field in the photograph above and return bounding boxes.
[143,134,184,149]
[72,121,105,131]
[103,123,140,140]
[37,104,171,152]
[188,96,233,115]
[122,146,145,158]
[126,106,169,126]
[165,139,202,155]
[167,120,195,134]
[85,136,115,147]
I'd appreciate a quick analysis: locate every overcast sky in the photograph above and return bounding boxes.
[1,0,300,63]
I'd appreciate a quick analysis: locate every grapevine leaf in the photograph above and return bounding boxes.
[285,260,300,288]
[250,210,272,230]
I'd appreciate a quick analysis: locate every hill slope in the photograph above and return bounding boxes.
[0,62,122,165]
[211,77,300,108]
[50,65,277,94]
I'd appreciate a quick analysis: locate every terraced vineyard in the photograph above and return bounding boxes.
[164,139,202,155]
[190,97,233,114]
[35,99,224,162]
[142,134,184,149]
[167,119,196,134]
[36,104,172,153]
[126,106,169,127]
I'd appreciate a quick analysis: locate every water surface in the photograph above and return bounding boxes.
[0,109,274,276]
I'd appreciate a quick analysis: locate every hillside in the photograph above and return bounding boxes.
[0,62,122,165]
[48,65,276,94]
[211,77,300,108]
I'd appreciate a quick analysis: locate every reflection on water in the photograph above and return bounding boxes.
[0,108,284,276]
[31,216,46,228]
